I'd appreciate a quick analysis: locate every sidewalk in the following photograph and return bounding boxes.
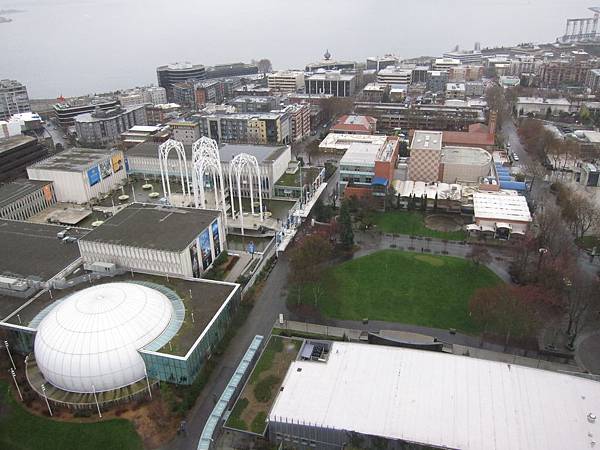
[224,252,253,283]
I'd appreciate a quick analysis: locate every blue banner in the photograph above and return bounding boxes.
[211,220,221,258]
[199,229,212,270]
[87,165,100,186]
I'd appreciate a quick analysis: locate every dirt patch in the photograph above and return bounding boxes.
[414,255,445,266]
[425,214,464,232]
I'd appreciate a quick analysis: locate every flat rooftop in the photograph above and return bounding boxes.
[0,220,88,281]
[126,141,288,164]
[441,146,492,166]
[0,179,52,209]
[473,191,532,223]
[80,203,220,251]
[270,341,600,450]
[319,133,387,151]
[517,97,571,106]
[0,135,37,155]
[28,147,116,173]
[340,142,381,166]
[411,131,443,151]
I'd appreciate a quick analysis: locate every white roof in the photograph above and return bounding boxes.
[339,142,380,166]
[34,282,173,393]
[516,97,570,106]
[473,191,532,223]
[128,125,161,133]
[411,131,443,151]
[581,130,600,144]
[319,133,387,151]
[269,342,600,450]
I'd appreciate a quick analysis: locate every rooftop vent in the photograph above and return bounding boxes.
[589,413,597,423]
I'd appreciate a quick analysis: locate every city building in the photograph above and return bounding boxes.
[204,62,258,79]
[53,97,120,128]
[465,80,485,97]
[443,48,483,64]
[389,85,408,102]
[426,70,449,92]
[125,141,291,198]
[169,118,201,145]
[286,93,333,107]
[411,66,429,83]
[354,101,486,132]
[433,57,461,71]
[448,65,484,82]
[538,58,596,88]
[361,83,389,102]
[366,55,399,72]
[377,66,412,85]
[118,92,147,108]
[233,83,272,97]
[197,110,290,145]
[305,71,357,97]
[118,87,167,108]
[146,86,168,105]
[0,118,22,139]
[407,131,443,182]
[27,147,126,204]
[283,104,311,143]
[0,79,31,121]
[446,83,466,99]
[172,82,197,108]
[195,80,225,106]
[229,96,280,113]
[471,191,532,239]
[146,103,181,125]
[268,341,594,450]
[0,179,56,221]
[441,112,497,150]
[75,105,148,147]
[267,71,305,93]
[515,97,572,116]
[439,146,493,183]
[586,69,600,92]
[79,203,225,278]
[0,135,48,182]
[119,125,170,148]
[330,114,377,135]
[305,50,356,72]
[339,136,400,204]
[319,133,388,154]
[156,62,207,101]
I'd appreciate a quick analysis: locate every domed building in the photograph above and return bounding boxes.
[34,282,173,394]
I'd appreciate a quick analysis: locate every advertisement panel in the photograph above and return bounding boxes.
[211,220,221,258]
[125,157,130,173]
[111,154,123,173]
[199,228,213,270]
[87,166,101,186]
[189,240,200,278]
[99,159,112,179]
[42,184,53,202]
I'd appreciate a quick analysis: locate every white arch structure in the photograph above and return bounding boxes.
[159,139,191,205]
[229,153,263,235]
[191,137,227,222]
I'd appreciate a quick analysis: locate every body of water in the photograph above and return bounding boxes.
[0,0,592,98]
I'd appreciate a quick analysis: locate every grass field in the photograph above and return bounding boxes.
[0,381,143,450]
[575,235,600,252]
[370,211,467,241]
[226,336,301,434]
[295,251,502,334]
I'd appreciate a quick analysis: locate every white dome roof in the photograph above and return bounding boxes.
[34,282,173,393]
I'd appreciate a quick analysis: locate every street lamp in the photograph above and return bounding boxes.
[41,384,52,416]
[537,247,548,273]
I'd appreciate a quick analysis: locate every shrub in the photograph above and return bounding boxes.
[250,411,268,434]
[253,375,279,403]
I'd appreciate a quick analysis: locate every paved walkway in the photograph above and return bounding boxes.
[224,252,253,283]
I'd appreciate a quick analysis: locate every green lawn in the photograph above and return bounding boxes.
[575,235,600,252]
[370,211,467,241]
[0,382,143,450]
[302,251,502,334]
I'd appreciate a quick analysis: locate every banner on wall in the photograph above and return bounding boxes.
[42,185,53,202]
[111,154,123,173]
[211,220,221,258]
[199,228,213,270]
[189,240,200,278]
[99,159,112,179]
[125,157,130,173]
[87,166,101,186]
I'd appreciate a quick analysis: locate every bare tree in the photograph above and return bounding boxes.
[562,273,600,348]
[564,193,600,239]
[467,245,492,266]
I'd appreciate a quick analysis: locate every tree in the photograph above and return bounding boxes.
[339,199,354,250]
[313,198,331,223]
[288,234,333,306]
[470,284,557,348]
[252,58,272,74]
[561,273,600,348]
[467,245,492,266]
[568,193,600,239]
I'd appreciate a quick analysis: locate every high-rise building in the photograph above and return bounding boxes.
[0,79,31,121]
[366,55,399,72]
[305,71,357,97]
[53,97,120,128]
[204,62,259,79]
[377,66,414,85]
[156,62,206,101]
[146,86,168,105]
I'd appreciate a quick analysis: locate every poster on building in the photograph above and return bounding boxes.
[189,240,200,278]
[211,220,221,258]
[42,185,53,202]
[111,154,123,173]
[99,159,112,179]
[87,165,101,186]
[125,157,130,173]
[199,229,213,270]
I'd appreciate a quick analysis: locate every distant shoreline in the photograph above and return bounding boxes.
[0,17,12,24]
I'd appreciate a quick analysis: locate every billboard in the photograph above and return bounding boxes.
[199,228,213,270]
[111,154,123,173]
[99,159,112,179]
[125,157,130,173]
[189,240,200,278]
[211,220,221,258]
[42,184,53,202]
[87,165,101,186]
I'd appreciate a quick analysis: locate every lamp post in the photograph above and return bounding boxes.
[41,384,52,416]
[537,247,548,273]
[4,340,15,370]
[91,384,102,418]
[10,368,22,401]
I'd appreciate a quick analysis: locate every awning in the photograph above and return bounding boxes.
[372,177,389,187]
[496,222,512,229]
[481,225,495,233]
[511,229,526,235]
[466,224,481,232]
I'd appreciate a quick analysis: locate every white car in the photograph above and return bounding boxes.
[513,153,520,162]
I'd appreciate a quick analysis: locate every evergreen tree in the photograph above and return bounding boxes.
[339,200,354,250]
